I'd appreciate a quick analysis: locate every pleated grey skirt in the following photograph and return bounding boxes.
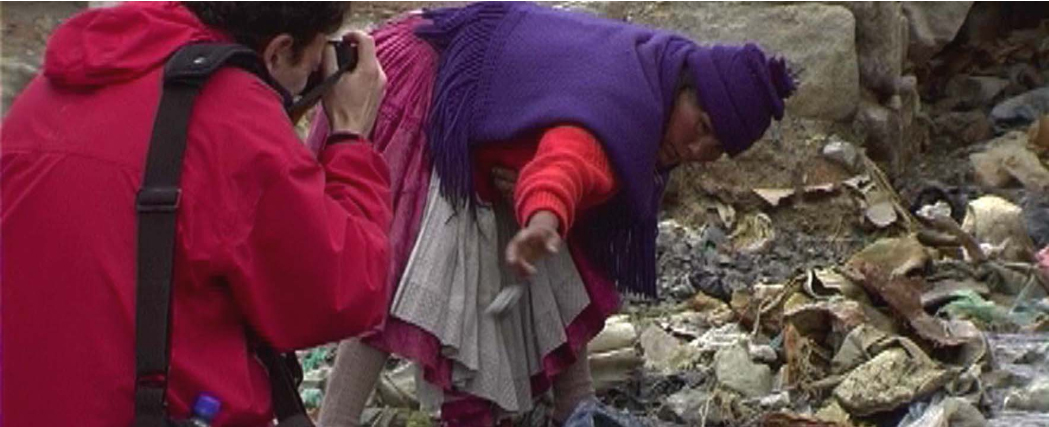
[389,173,591,415]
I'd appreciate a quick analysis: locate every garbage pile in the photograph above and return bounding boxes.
[585,151,1049,426]
[293,143,1049,426]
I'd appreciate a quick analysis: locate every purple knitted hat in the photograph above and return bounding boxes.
[687,43,796,156]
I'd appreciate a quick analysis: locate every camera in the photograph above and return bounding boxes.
[303,40,358,94]
[288,39,359,119]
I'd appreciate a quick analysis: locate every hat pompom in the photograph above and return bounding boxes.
[767,56,796,100]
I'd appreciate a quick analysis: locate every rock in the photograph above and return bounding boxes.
[1004,378,1049,412]
[865,200,899,228]
[624,3,858,120]
[588,315,638,354]
[589,317,641,391]
[1007,63,1046,97]
[1,2,88,113]
[833,348,952,416]
[748,343,778,364]
[1,61,39,114]
[640,326,696,373]
[666,311,709,339]
[898,397,988,427]
[815,400,854,426]
[944,75,1010,109]
[754,391,790,410]
[1023,192,1049,249]
[714,344,773,398]
[665,388,716,425]
[855,99,910,174]
[699,225,729,249]
[932,111,993,147]
[970,131,1049,192]
[1016,342,1049,365]
[822,138,860,171]
[991,87,1049,131]
[839,2,907,97]
[961,195,1037,263]
[589,348,642,392]
[901,2,974,65]
[1029,115,1049,155]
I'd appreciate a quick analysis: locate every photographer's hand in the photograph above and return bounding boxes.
[322,31,386,137]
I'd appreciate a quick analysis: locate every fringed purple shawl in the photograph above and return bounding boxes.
[417,2,702,296]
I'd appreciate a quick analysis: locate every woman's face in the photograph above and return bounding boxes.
[659,89,724,167]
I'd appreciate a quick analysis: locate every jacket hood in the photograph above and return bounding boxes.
[44,2,231,87]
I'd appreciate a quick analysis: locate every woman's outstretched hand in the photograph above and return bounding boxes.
[506,211,561,278]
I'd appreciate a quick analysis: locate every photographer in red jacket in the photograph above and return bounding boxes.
[1,2,391,426]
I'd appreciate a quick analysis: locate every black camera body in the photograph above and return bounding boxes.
[302,40,358,96]
[289,39,359,118]
[330,40,358,73]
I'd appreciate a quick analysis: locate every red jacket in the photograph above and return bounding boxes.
[1,3,391,426]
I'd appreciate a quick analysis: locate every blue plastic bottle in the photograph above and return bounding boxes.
[189,393,221,427]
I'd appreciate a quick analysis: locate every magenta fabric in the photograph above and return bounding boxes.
[307,15,436,332]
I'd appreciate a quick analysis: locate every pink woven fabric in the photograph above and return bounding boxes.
[306,15,436,326]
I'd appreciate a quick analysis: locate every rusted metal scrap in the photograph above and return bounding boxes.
[760,412,849,427]
[847,263,974,348]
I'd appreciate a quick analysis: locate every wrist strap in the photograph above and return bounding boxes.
[326,131,366,146]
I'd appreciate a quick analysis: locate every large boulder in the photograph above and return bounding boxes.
[594,2,860,121]
[839,2,909,98]
[1,2,88,114]
[901,2,974,66]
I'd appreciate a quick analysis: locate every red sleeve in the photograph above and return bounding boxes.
[225,140,392,351]
[514,125,617,236]
[214,78,392,352]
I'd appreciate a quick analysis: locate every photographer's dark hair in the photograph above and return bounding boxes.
[183,2,351,62]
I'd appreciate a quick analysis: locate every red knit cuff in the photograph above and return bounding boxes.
[517,190,572,237]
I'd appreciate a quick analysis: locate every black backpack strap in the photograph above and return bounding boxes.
[133,43,312,427]
[256,345,316,427]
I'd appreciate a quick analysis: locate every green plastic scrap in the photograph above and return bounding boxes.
[937,290,1022,327]
[300,347,330,372]
[300,387,323,409]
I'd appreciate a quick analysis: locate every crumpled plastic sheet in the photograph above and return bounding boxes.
[563,399,644,427]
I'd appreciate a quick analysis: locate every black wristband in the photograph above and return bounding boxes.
[326,131,366,146]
